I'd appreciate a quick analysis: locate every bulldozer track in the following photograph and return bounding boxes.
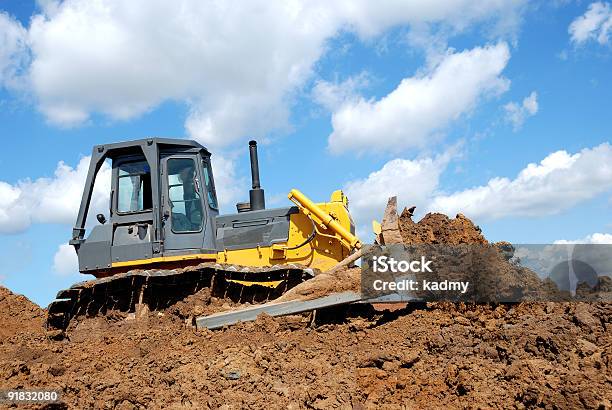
[46,263,316,331]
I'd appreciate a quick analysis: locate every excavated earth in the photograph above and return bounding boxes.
[1,211,611,409]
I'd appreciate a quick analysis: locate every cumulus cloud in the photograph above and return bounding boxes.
[6,0,525,147]
[343,147,457,237]
[331,0,526,39]
[428,143,612,220]
[210,153,247,213]
[504,91,538,131]
[312,72,371,111]
[327,43,511,154]
[555,233,612,244]
[25,0,340,135]
[343,143,612,237]
[0,12,28,89]
[52,243,78,275]
[569,1,612,45]
[0,157,111,234]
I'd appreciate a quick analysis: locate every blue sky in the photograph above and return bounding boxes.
[1,0,611,306]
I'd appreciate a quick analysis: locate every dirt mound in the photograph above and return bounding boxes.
[165,287,247,322]
[377,204,572,302]
[1,294,610,408]
[399,209,488,245]
[0,286,45,339]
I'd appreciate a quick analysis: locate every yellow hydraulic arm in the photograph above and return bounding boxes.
[287,189,361,250]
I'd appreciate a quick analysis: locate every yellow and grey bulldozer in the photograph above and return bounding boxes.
[47,138,361,330]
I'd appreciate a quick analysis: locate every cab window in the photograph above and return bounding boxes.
[167,158,203,232]
[202,160,218,210]
[117,160,152,213]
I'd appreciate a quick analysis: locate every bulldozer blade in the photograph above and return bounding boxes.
[195,291,363,330]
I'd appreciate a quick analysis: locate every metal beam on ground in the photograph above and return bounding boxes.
[195,291,363,330]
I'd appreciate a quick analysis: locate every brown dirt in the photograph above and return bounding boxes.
[398,210,488,245]
[164,287,246,322]
[0,286,610,409]
[0,287,45,339]
[1,210,610,408]
[393,209,587,302]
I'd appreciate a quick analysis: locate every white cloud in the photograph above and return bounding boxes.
[343,148,457,238]
[26,0,340,136]
[555,233,612,244]
[342,143,612,241]
[53,243,78,275]
[330,0,526,39]
[569,1,612,45]
[7,0,525,147]
[429,143,612,220]
[0,12,28,89]
[0,157,111,234]
[210,153,246,213]
[327,43,511,154]
[312,72,371,111]
[504,91,538,131]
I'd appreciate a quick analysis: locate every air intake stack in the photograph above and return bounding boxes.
[248,140,265,211]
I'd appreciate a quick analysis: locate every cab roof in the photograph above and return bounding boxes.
[93,137,210,159]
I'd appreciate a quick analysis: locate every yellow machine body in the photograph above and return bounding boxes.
[109,189,359,275]
[218,189,358,272]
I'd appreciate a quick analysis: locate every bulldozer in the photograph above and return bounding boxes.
[47,138,361,331]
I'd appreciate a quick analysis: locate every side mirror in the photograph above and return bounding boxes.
[96,214,107,224]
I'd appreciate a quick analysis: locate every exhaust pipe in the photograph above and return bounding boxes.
[248,140,265,211]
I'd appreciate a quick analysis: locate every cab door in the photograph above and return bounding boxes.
[110,158,154,264]
[161,156,207,252]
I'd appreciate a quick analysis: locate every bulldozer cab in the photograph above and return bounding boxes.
[70,138,219,275]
